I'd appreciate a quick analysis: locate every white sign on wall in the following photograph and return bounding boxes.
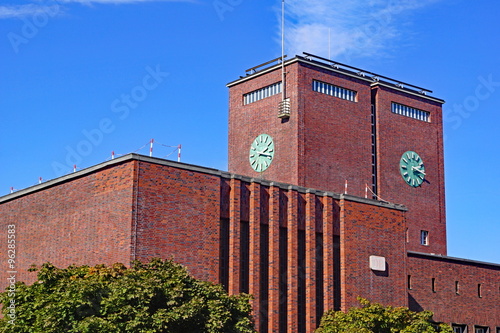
[369,255,386,271]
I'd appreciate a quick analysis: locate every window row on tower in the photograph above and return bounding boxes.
[312,80,357,102]
[243,82,282,105]
[391,102,430,122]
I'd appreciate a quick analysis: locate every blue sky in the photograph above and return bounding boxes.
[1,0,499,264]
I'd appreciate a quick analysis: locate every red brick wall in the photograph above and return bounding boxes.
[229,59,447,256]
[228,60,374,198]
[0,161,136,287]
[299,63,373,197]
[373,85,447,255]
[408,252,500,328]
[134,160,221,283]
[340,196,407,310]
[228,63,300,186]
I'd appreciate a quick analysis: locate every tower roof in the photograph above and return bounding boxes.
[227,53,445,104]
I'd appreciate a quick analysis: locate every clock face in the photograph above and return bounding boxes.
[399,151,426,187]
[249,134,275,172]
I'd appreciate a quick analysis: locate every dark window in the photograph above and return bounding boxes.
[452,324,466,333]
[259,224,269,333]
[219,219,230,291]
[316,232,324,324]
[431,278,436,293]
[421,230,429,245]
[240,221,250,294]
[478,284,483,298]
[407,275,412,290]
[333,235,341,311]
[298,229,306,333]
[455,281,460,295]
[474,326,489,333]
[279,227,288,333]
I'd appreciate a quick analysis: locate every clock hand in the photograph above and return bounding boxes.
[256,151,272,157]
[412,166,426,176]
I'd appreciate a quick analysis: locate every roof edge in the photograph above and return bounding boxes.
[227,53,445,104]
[0,154,406,212]
[408,251,500,268]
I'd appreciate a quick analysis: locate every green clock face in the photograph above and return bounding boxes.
[399,151,426,187]
[249,134,275,172]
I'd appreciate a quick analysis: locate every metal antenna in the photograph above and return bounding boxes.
[281,0,285,102]
[328,28,331,59]
[277,0,291,119]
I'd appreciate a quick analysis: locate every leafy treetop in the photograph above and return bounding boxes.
[0,258,256,333]
[316,297,453,333]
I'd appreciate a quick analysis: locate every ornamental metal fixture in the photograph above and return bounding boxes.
[278,98,291,118]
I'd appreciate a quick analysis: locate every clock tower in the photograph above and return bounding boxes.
[227,54,446,255]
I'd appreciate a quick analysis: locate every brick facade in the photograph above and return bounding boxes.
[373,84,447,255]
[228,55,447,256]
[0,155,411,331]
[0,161,136,286]
[408,252,500,330]
[1,55,499,332]
[340,197,407,310]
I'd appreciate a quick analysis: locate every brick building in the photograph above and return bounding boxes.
[1,54,499,332]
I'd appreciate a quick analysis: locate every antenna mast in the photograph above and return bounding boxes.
[281,0,285,102]
[328,28,331,59]
[278,0,291,118]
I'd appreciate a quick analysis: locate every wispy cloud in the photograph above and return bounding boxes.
[0,0,194,20]
[282,0,441,60]
[57,0,195,4]
[0,4,56,19]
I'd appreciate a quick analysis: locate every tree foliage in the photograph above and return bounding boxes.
[316,298,453,333]
[0,258,256,333]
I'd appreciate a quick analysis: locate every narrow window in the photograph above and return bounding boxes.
[407,275,412,289]
[474,326,489,333]
[297,229,306,333]
[259,224,269,333]
[239,221,250,294]
[431,278,436,293]
[452,324,467,333]
[243,82,282,105]
[391,102,430,122]
[312,80,357,102]
[455,281,460,295]
[316,232,324,324]
[279,227,288,333]
[478,284,482,298]
[219,219,230,291]
[421,230,429,246]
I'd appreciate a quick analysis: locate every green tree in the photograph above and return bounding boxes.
[316,298,453,333]
[0,258,256,333]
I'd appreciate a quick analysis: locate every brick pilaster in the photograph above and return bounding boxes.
[249,181,261,327]
[228,177,241,295]
[305,190,316,331]
[287,186,299,332]
[268,184,280,332]
[322,194,335,312]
